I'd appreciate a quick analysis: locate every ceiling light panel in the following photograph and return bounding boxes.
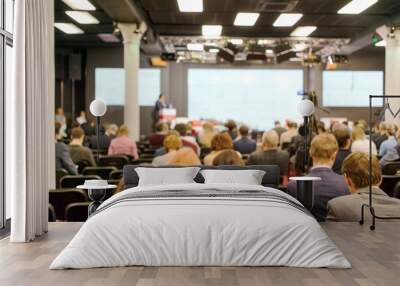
[273,13,303,27]
[234,13,260,26]
[338,0,378,14]
[187,43,204,51]
[290,26,317,37]
[229,39,243,45]
[66,11,99,24]
[97,33,120,43]
[62,0,95,11]
[202,25,222,36]
[54,23,84,34]
[177,0,203,12]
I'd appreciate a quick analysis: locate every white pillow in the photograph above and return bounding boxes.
[200,169,266,185]
[136,167,201,186]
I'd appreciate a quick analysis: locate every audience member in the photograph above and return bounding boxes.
[175,123,200,154]
[204,132,238,165]
[316,121,326,134]
[149,122,168,148]
[55,107,67,137]
[76,110,87,125]
[81,120,96,136]
[233,125,257,154]
[379,123,396,157]
[351,126,377,155]
[327,152,400,221]
[287,134,349,221]
[152,134,182,166]
[246,130,289,177]
[105,124,118,140]
[280,121,298,146]
[108,125,139,159]
[224,120,238,140]
[332,128,351,174]
[168,147,201,166]
[55,123,77,175]
[69,127,97,167]
[88,126,111,150]
[372,122,388,150]
[198,122,216,148]
[273,120,287,139]
[380,129,400,166]
[213,150,244,166]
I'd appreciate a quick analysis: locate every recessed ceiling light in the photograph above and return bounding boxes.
[97,33,120,43]
[62,0,95,11]
[177,0,203,12]
[338,0,378,14]
[265,49,274,55]
[234,13,260,26]
[54,23,84,34]
[202,25,222,36]
[229,39,243,45]
[293,43,307,51]
[375,40,386,47]
[290,26,317,37]
[273,13,303,27]
[66,11,99,24]
[258,39,275,45]
[209,48,219,53]
[187,43,204,51]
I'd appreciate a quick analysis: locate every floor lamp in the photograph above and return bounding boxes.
[298,98,315,173]
[89,99,107,164]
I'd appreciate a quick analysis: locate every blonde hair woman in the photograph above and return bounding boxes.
[198,122,216,148]
[152,134,182,166]
[351,126,377,155]
[108,124,139,159]
[168,147,201,166]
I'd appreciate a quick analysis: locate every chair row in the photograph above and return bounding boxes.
[49,201,89,222]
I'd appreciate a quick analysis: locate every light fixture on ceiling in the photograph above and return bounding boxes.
[97,33,120,43]
[202,25,222,36]
[66,11,99,24]
[234,12,260,26]
[273,13,303,27]
[62,0,95,11]
[338,0,378,14]
[375,40,386,47]
[187,43,204,51]
[258,39,274,45]
[209,48,220,53]
[177,0,203,12]
[229,38,243,45]
[265,49,274,55]
[54,23,84,34]
[293,43,307,51]
[290,26,317,37]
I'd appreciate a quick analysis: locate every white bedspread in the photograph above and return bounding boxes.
[50,183,351,269]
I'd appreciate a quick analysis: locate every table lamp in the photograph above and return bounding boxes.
[89,99,107,163]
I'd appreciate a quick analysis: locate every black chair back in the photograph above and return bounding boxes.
[131,158,153,165]
[65,202,90,222]
[56,168,69,189]
[76,159,91,174]
[49,203,56,222]
[60,175,101,189]
[109,170,123,180]
[82,166,118,180]
[392,181,400,199]
[382,162,400,175]
[380,175,400,197]
[49,189,88,220]
[99,155,129,169]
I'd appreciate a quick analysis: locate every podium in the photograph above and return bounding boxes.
[159,108,176,122]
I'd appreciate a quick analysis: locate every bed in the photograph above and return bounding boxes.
[50,165,351,269]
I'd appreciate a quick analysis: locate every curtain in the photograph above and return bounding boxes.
[9,0,55,242]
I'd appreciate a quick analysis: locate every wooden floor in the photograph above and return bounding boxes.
[0,222,399,286]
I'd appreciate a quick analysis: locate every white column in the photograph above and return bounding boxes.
[118,23,142,141]
[385,29,400,124]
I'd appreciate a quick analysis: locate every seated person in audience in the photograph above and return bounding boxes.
[327,152,400,221]
[273,120,287,139]
[246,130,289,177]
[379,123,396,157]
[287,134,349,221]
[198,121,216,148]
[372,122,388,151]
[316,121,326,134]
[204,132,240,165]
[76,110,87,125]
[380,129,400,166]
[108,125,139,160]
[55,123,78,175]
[213,150,244,166]
[168,147,201,166]
[88,126,111,151]
[332,128,351,174]
[105,124,119,140]
[233,125,257,155]
[69,127,97,167]
[152,134,182,166]
[224,119,238,140]
[280,121,298,147]
[149,122,168,148]
[174,123,200,154]
[351,126,377,155]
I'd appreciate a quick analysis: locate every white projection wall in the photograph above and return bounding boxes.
[188,69,303,130]
[323,71,384,107]
[95,68,160,106]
